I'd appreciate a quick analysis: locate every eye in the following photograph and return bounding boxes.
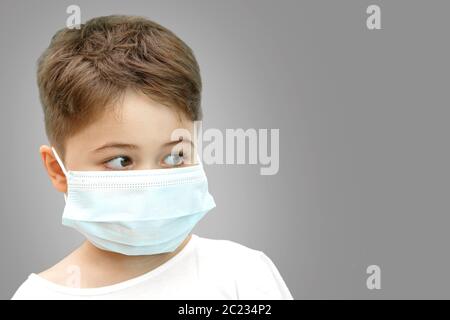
[104,156,133,170]
[162,150,184,167]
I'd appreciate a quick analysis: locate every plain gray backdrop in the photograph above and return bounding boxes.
[1,0,449,299]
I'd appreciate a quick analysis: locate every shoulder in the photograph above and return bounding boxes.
[11,274,47,300]
[192,235,294,299]
[193,234,263,258]
[192,235,268,273]
[12,248,83,299]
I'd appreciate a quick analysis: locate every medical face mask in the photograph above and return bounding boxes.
[51,147,216,256]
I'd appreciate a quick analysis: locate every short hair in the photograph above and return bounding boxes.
[37,15,202,156]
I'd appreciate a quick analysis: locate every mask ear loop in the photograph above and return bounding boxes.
[194,148,206,170]
[51,147,69,202]
[195,151,202,167]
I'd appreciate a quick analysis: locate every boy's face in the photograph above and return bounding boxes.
[40,89,196,193]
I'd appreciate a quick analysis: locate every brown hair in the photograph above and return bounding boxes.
[37,15,202,155]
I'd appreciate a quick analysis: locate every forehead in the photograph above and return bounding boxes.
[66,89,193,152]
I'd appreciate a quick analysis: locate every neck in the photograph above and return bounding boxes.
[75,234,192,287]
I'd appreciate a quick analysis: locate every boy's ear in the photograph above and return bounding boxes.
[39,145,67,193]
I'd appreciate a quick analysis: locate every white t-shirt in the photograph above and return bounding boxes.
[11,234,294,300]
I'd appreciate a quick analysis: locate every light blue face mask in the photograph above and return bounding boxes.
[51,147,216,256]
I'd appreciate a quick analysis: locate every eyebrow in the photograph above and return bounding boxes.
[91,143,139,153]
[91,137,194,153]
[162,137,195,148]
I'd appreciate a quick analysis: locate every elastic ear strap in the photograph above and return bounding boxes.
[51,146,68,177]
[195,150,203,167]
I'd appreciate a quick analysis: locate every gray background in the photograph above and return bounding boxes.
[1,0,449,299]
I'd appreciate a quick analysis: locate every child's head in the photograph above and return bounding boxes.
[37,15,202,192]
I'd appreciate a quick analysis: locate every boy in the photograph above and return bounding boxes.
[12,15,293,299]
